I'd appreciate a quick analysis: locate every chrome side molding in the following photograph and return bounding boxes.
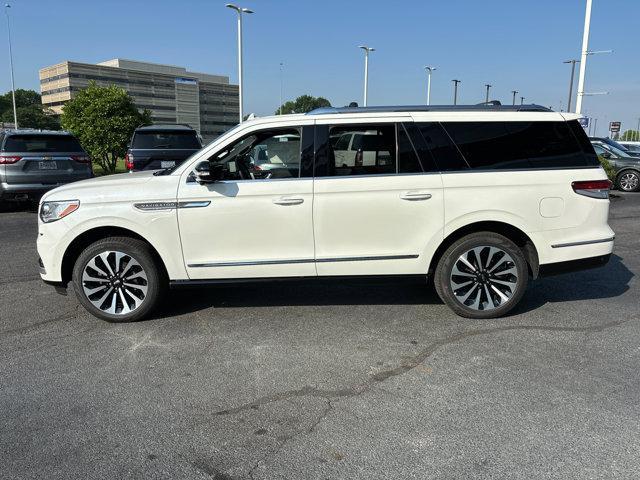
[134,201,211,211]
[188,254,419,268]
[551,237,614,248]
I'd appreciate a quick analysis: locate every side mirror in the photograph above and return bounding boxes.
[195,162,225,184]
[601,152,612,159]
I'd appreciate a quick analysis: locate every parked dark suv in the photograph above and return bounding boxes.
[0,129,92,203]
[125,124,202,171]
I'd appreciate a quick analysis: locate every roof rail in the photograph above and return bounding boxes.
[306,104,553,115]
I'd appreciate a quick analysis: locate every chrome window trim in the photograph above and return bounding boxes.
[551,237,614,249]
[188,254,419,268]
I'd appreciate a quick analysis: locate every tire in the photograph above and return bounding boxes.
[72,236,165,322]
[616,170,640,192]
[434,232,528,319]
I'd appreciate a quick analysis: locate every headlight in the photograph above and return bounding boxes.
[39,200,80,223]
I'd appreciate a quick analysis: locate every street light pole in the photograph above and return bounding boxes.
[359,46,374,106]
[5,3,17,129]
[520,96,525,105]
[452,79,461,105]
[279,62,284,115]
[226,4,253,123]
[511,90,518,106]
[563,59,580,112]
[484,84,492,103]
[575,0,592,114]
[425,66,436,105]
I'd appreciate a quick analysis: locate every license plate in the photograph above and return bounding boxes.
[161,160,175,168]
[38,161,57,170]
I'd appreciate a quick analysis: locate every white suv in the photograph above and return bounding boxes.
[37,105,614,322]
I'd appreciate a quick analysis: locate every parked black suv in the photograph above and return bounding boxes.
[125,125,202,171]
[0,129,92,203]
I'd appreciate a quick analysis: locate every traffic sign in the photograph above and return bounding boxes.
[610,121,621,133]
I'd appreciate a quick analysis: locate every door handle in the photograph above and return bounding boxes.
[400,191,432,201]
[273,196,304,206]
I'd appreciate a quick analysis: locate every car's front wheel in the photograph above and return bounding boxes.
[434,232,528,319]
[72,237,165,322]
[617,170,640,192]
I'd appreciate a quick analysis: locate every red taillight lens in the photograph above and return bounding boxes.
[0,155,22,164]
[70,155,91,164]
[572,180,611,199]
[125,153,134,171]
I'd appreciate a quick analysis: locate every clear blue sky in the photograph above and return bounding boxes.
[3,0,640,135]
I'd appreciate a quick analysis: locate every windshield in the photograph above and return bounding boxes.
[132,131,201,149]
[600,142,629,157]
[3,134,84,153]
[602,138,629,152]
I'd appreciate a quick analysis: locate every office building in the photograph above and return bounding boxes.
[40,59,239,141]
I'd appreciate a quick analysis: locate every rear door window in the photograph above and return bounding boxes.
[132,131,201,149]
[3,134,84,153]
[325,125,396,176]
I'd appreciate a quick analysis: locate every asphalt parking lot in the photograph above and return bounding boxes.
[1,194,639,480]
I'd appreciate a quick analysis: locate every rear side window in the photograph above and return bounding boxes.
[3,134,84,153]
[132,131,201,149]
[442,121,594,170]
[567,120,600,166]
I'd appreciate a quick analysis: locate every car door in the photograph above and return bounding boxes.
[312,119,444,276]
[177,123,316,280]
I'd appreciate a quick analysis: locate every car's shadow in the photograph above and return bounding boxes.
[154,254,633,319]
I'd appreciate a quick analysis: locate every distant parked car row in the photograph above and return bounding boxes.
[589,137,640,192]
[0,124,205,204]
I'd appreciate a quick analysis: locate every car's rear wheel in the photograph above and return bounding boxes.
[72,237,165,322]
[617,170,640,192]
[434,232,528,319]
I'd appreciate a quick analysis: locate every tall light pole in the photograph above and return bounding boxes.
[520,96,525,105]
[484,84,492,103]
[563,59,580,112]
[425,66,436,105]
[593,118,598,136]
[5,3,17,129]
[359,45,374,106]
[452,79,461,105]
[278,62,284,115]
[575,0,592,114]
[511,90,518,106]
[226,3,253,123]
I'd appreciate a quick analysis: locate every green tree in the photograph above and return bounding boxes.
[0,89,61,130]
[61,82,151,173]
[275,94,331,115]
[598,155,616,182]
[621,130,640,141]
[2,105,60,130]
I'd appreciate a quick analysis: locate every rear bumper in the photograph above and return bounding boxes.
[538,253,611,277]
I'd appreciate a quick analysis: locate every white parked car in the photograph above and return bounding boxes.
[37,105,614,322]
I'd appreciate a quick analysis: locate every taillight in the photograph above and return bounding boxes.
[125,153,134,171]
[572,180,611,199]
[70,155,91,164]
[0,155,22,164]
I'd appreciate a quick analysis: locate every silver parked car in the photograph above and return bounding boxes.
[0,130,92,203]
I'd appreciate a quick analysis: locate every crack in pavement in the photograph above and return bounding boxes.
[248,399,334,480]
[215,318,631,417]
[0,307,78,336]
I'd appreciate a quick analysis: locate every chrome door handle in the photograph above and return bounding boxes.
[273,197,304,206]
[400,191,432,201]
